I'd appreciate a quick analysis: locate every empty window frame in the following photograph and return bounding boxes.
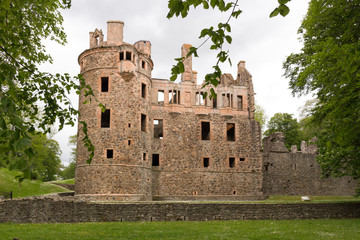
[120,52,124,60]
[196,92,205,105]
[143,153,147,161]
[203,157,209,168]
[240,157,245,162]
[226,123,235,141]
[169,90,180,104]
[101,77,109,92]
[201,121,210,140]
[154,119,163,139]
[141,114,147,132]
[141,83,146,98]
[229,157,235,168]
[141,60,146,69]
[126,51,132,60]
[237,95,243,110]
[107,149,113,159]
[158,90,164,105]
[152,154,159,166]
[212,98,217,108]
[101,109,110,128]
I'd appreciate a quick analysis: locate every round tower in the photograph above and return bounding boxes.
[75,21,154,201]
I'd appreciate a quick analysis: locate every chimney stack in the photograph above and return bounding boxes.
[107,20,124,45]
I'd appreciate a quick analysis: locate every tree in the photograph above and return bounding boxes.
[283,0,360,181]
[254,104,267,131]
[0,0,96,179]
[1,133,62,181]
[60,134,76,179]
[264,113,302,150]
[167,0,291,99]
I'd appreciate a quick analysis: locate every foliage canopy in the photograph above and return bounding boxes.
[283,0,360,180]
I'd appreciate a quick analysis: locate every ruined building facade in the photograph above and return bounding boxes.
[75,21,357,201]
[75,21,263,201]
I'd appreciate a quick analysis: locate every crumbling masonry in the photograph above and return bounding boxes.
[75,21,357,201]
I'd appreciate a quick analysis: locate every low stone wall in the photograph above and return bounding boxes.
[0,196,359,223]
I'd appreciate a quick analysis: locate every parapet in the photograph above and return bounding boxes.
[263,132,289,154]
[89,21,124,48]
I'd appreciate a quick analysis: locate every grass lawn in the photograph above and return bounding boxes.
[0,219,359,240]
[50,178,75,185]
[0,168,71,198]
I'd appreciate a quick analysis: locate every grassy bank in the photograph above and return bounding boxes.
[1,219,359,240]
[0,168,71,198]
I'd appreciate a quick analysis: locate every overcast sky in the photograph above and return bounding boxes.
[41,0,312,165]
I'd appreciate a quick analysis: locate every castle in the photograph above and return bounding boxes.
[75,21,357,201]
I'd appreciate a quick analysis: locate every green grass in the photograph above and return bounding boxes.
[50,178,75,184]
[0,168,71,198]
[0,219,359,239]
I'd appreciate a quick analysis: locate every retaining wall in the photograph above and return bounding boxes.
[0,197,359,223]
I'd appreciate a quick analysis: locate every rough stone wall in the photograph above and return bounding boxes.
[1,197,359,223]
[76,21,263,201]
[262,133,358,196]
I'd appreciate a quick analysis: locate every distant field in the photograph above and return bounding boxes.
[0,168,71,198]
[1,219,359,240]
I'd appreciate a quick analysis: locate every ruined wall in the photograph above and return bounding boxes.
[1,197,359,223]
[76,21,154,201]
[76,21,264,201]
[262,133,358,196]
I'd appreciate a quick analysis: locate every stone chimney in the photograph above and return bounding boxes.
[181,44,193,83]
[107,20,124,45]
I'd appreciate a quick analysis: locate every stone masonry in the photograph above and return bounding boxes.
[76,21,263,201]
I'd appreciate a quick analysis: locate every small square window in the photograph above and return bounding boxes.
[107,149,113,159]
[152,154,159,166]
[101,109,110,128]
[141,83,146,98]
[203,158,209,168]
[240,158,245,162]
[141,114,147,132]
[101,77,109,92]
[229,157,235,168]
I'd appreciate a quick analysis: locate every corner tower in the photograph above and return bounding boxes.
[75,21,154,201]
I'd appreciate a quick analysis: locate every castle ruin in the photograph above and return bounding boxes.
[75,21,357,201]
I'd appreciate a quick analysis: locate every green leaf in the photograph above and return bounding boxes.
[225,35,232,44]
[270,8,279,18]
[279,4,290,17]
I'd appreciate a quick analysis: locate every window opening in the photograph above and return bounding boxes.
[141,114,147,132]
[128,123,131,128]
[229,157,235,168]
[173,91,177,104]
[152,154,159,166]
[240,158,245,162]
[158,90,164,105]
[237,95,243,110]
[107,149,113,159]
[226,123,235,141]
[154,119,163,139]
[201,122,210,140]
[141,83,146,98]
[101,109,110,128]
[120,52,124,60]
[169,90,173,104]
[196,92,205,105]
[178,91,181,104]
[213,98,217,108]
[101,77,109,92]
[233,191,236,195]
[128,140,131,146]
[141,60,146,69]
[126,51,132,60]
[143,153,146,161]
[226,94,231,107]
[203,158,209,168]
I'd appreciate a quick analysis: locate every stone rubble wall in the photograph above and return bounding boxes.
[0,196,359,223]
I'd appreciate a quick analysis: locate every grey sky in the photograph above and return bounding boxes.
[41,0,311,165]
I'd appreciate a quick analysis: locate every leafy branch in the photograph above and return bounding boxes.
[167,0,291,99]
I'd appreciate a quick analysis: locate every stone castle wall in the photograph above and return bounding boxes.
[1,196,359,223]
[262,133,358,196]
[75,21,264,201]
